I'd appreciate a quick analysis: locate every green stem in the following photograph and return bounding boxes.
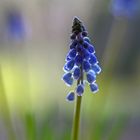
[72,65,83,140]
[72,95,82,140]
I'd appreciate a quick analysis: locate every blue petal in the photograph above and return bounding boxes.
[73,67,81,80]
[83,48,90,60]
[76,84,84,96]
[87,44,95,53]
[66,91,75,101]
[66,60,75,70]
[90,83,99,93]
[91,64,101,74]
[86,70,96,83]
[68,49,77,59]
[83,60,90,72]
[83,37,90,43]
[65,54,72,61]
[63,64,69,72]
[62,73,73,86]
[89,54,97,65]
[75,55,83,66]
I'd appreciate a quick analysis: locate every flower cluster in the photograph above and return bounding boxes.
[110,0,139,18]
[62,17,101,101]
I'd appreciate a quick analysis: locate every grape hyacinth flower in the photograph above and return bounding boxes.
[62,17,101,102]
[110,0,140,18]
[62,17,101,140]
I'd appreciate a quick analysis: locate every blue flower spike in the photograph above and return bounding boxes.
[62,17,102,101]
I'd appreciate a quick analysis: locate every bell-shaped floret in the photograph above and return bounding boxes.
[91,64,101,74]
[86,70,96,83]
[62,73,73,86]
[76,84,84,96]
[90,83,99,93]
[66,91,75,101]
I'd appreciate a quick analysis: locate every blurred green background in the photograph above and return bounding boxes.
[0,0,140,140]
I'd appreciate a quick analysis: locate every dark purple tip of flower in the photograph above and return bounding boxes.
[89,54,97,65]
[68,49,77,59]
[73,16,81,23]
[70,33,76,40]
[91,64,101,74]
[66,91,75,101]
[62,73,73,86]
[66,59,75,71]
[72,17,86,35]
[75,55,83,66]
[86,70,96,83]
[83,60,91,72]
[77,33,84,44]
[83,48,91,60]
[83,37,90,43]
[70,40,77,49]
[76,84,84,96]
[73,67,81,80]
[88,44,95,53]
[90,83,99,93]
[82,31,88,37]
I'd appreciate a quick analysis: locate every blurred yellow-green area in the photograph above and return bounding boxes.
[0,0,140,140]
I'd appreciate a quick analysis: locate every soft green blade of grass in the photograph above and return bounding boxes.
[0,67,16,140]
[61,129,71,140]
[24,112,37,140]
[91,116,109,140]
[39,115,54,140]
[39,111,71,140]
[107,114,128,140]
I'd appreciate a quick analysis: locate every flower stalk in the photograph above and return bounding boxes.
[72,95,82,140]
[62,17,101,140]
[72,64,83,140]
